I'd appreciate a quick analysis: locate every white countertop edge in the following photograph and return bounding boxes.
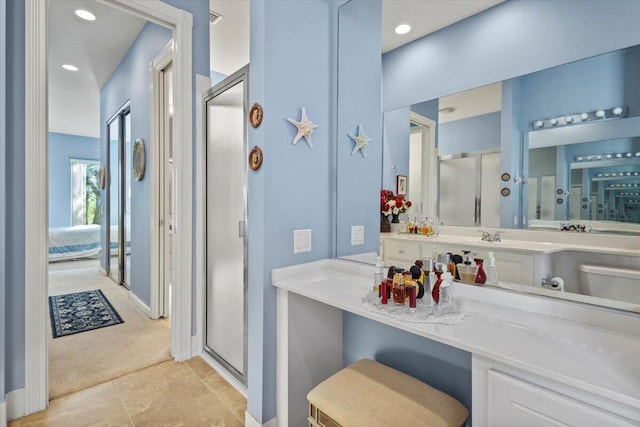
[272,259,640,410]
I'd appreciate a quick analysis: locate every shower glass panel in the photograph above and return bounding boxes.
[205,68,247,383]
[108,119,121,284]
[439,156,477,226]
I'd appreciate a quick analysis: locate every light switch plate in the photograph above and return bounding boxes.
[351,225,364,245]
[293,229,312,254]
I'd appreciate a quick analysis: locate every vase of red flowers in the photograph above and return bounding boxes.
[380,189,411,231]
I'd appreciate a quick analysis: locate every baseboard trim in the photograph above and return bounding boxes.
[98,266,107,276]
[6,388,25,422]
[244,411,277,427]
[128,291,152,318]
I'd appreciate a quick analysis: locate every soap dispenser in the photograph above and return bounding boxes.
[474,258,487,285]
[486,252,498,285]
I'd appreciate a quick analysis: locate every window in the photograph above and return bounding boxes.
[70,159,100,226]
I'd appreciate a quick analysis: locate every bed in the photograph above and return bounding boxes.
[48,224,101,261]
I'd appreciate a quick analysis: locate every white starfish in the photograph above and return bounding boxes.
[287,107,318,148]
[348,124,370,157]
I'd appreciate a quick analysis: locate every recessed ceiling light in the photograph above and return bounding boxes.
[62,64,79,71]
[75,9,96,21]
[395,24,411,35]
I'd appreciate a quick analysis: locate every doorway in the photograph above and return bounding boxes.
[25,0,194,414]
[408,112,437,220]
[203,66,249,385]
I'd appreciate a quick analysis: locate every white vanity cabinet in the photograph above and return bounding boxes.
[473,356,639,427]
[381,235,540,286]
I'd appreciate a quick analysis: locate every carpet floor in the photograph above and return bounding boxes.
[48,260,171,399]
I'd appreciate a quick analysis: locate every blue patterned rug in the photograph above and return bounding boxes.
[49,289,124,338]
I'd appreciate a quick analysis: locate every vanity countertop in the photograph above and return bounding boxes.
[272,259,640,411]
[381,230,640,257]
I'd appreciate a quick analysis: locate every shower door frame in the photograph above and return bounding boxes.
[202,65,249,385]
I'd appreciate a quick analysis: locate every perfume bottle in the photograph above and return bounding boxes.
[474,258,487,285]
[431,270,443,304]
[435,272,453,316]
[393,273,406,305]
[407,283,417,312]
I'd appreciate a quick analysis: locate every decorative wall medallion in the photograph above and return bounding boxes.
[556,188,564,195]
[99,165,106,190]
[500,187,511,197]
[287,107,318,148]
[249,103,263,128]
[348,124,370,157]
[582,197,588,203]
[133,138,146,181]
[248,146,263,171]
[582,204,588,209]
[501,172,511,182]
[556,198,564,204]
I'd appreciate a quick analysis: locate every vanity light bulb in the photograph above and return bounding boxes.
[565,116,574,123]
[606,154,613,159]
[596,155,602,160]
[604,173,610,177]
[616,153,623,158]
[613,107,623,116]
[586,156,593,161]
[534,120,544,128]
[550,118,558,125]
[576,156,583,161]
[634,172,639,176]
[635,152,640,157]
[596,109,606,118]
[626,172,632,176]
[597,173,603,177]
[611,173,617,177]
[580,113,589,121]
[626,152,633,157]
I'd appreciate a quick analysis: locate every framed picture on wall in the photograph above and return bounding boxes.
[396,175,407,195]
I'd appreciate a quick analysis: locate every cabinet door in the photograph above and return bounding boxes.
[382,239,421,264]
[488,370,635,427]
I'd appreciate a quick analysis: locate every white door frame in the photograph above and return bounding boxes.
[150,41,173,320]
[409,111,437,220]
[24,0,194,414]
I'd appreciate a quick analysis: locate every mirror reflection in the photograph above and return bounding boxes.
[383,44,640,234]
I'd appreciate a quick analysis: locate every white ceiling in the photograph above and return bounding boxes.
[382,0,505,53]
[209,0,250,76]
[439,82,502,123]
[49,0,504,138]
[48,0,146,138]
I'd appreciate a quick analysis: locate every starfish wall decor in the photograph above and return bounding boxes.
[287,107,318,148]
[348,124,370,157]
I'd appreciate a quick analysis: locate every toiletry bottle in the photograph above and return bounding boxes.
[451,254,463,280]
[486,252,498,285]
[406,218,413,234]
[421,219,430,235]
[407,282,417,312]
[373,256,384,291]
[380,281,389,304]
[427,272,436,308]
[431,270,443,304]
[393,274,406,305]
[474,258,487,285]
[435,272,453,316]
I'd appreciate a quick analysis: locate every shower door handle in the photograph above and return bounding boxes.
[238,220,245,238]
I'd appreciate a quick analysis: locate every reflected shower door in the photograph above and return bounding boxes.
[108,119,121,284]
[204,67,248,383]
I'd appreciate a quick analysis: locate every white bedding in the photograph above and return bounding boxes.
[48,224,101,261]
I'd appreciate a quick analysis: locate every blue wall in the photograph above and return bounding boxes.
[100,22,171,305]
[335,0,382,257]
[438,112,501,156]
[383,107,410,191]
[48,132,100,228]
[247,0,341,422]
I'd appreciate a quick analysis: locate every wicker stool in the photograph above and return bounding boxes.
[307,359,468,427]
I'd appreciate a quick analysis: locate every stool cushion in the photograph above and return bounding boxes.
[307,359,468,427]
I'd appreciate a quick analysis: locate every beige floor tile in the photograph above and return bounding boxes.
[201,372,248,422]
[114,360,242,426]
[10,381,131,427]
[184,356,219,380]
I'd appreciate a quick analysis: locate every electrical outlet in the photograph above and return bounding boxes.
[351,225,364,245]
[293,229,312,254]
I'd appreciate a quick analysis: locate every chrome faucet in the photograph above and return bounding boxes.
[480,230,504,242]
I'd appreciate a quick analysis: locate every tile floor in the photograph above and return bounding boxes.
[10,357,247,426]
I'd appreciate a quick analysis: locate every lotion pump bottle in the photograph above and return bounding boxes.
[374,256,384,290]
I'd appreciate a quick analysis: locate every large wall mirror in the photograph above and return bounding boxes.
[383,44,640,232]
[335,0,640,312]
